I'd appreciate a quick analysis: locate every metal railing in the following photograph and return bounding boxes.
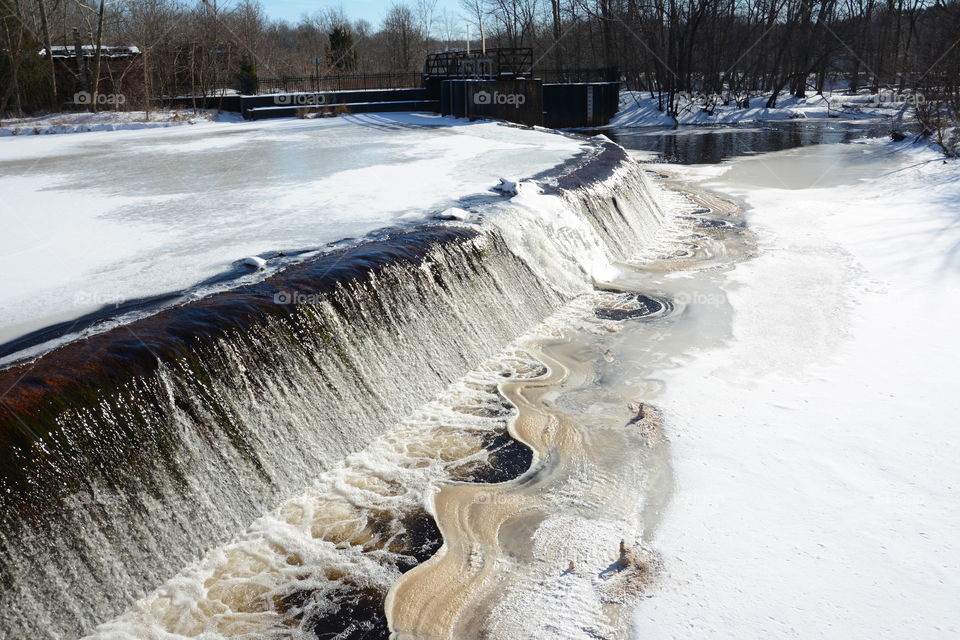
[165,66,619,99]
[255,72,423,95]
[424,48,534,79]
[538,67,620,84]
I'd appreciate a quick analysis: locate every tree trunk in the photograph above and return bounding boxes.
[143,47,150,121]
[599,0,615,70]
[0,1,26,115]
[37,0,57,105]
[551,0,563,70]
[90,0,106,112]
[72,27,88,96]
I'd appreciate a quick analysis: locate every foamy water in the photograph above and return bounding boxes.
[388,173,752,639]
[72,161,753,640]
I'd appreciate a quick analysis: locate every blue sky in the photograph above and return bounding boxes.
[258,0,464,27]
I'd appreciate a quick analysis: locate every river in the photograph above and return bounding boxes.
[6,115,946,640]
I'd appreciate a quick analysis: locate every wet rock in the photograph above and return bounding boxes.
[626,402,664,446]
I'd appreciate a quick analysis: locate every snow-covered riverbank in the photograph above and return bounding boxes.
[0,109,244,136]
[633,141,960,638]
[611,90,900,128]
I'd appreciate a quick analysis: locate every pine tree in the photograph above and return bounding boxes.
[236,54,258,95]
[328,25,356,72]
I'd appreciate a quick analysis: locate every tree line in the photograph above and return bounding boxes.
[2,0,959,145]
[0,0,457,113]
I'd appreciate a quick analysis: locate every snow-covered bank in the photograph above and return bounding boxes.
[611,90,900,128]
[0,109,242,136]
[633,142,960,638]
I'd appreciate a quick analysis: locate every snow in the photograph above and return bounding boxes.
[631,142,960,638]
[493,177,520,196]
[433,207,472,221]
[40,45,141,56]
[0,113,588,359]
[0,109,242,137]
[611,90,902,128]
[242,256,267,269]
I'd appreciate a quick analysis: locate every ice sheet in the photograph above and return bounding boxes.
[631,142,960,639]
[0,113,587,352]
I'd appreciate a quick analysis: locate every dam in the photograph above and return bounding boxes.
[163,48,620,128]
[0,113,670,639]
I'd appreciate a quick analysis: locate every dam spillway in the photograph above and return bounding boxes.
[0,117,669,639]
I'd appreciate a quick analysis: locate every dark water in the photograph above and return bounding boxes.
[598,119,897,164]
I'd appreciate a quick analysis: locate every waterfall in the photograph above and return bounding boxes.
[0,141,669,639]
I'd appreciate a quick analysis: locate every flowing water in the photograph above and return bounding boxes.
[0,138,668,639]
[0,119,885,639]
[384,177,755,639]
[598,118,894,164]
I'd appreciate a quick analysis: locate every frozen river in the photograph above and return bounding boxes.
[3,112,956,640]
[613,135,960,639]
[0,113,587,359]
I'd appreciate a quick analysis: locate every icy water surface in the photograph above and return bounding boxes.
[601,119,895,164]
[0,113,586,356]
[1,118,898,640]
[703,142,905,189]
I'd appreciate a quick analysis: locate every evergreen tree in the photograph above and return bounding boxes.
[236,54,258,95]
[327,25,356,72]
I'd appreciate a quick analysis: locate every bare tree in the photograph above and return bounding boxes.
[383,2,423,71]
